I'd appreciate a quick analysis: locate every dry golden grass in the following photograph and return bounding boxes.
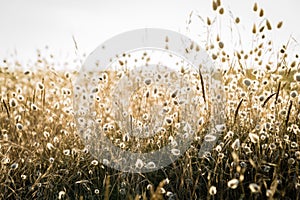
[1,1,300,199]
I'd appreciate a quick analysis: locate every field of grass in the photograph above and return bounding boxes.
[1,1,300,200]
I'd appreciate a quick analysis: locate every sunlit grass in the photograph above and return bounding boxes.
[1,1,300,199]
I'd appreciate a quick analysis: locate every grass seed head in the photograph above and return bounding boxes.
[209,186,217,195]
[228,179,239,189]
[249,183,260,193]
[253,2,258,12]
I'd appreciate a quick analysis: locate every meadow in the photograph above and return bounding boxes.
[1,1,300,199]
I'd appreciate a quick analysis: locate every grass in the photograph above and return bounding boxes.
[1,1,300,199]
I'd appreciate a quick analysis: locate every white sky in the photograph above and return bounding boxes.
[0,0,300,65]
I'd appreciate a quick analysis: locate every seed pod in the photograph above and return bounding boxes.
[259,9,264,17]
[259,26,265,32]
[249,183,260,193]
[212,1,218,11]
[277,21,283,29]
[253,3,258,12]
[219,41,224,49]
[209,186,217,195]
[236,52,241,60]
[258,50,262,57]
[228,179,239,189]
[118,60,124,66]
[219,7,224,15]
[266,20,272,30]
[290,61,296,68]
[212,54,218,60]
[207,17,211,25]
[252,24,257,34]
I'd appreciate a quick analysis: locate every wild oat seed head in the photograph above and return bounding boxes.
[249,183,260,193]
[15,123,23,130]
[171,148,180,156]
[91,160,99,166]
[249,133,259,143]
[228,179,239,189]
[1,157,10,164]
[31,103,38,111]
[218,153,224,159]
[49,157,54,163]
[219,7,224,15]
[17,94,24,101]
[9,98,18,108]
[219,42,224,49]
[259,8,264,17]
[212,1,218,11]
[252,24,257,34]
[63,149,70,156]
[44,131,50,138]
[290,91,298,98]
[269,143,276,150]
[36,82,44,90]
[58,191,65,200]
[276,21,283,29]
[253,2,258,12]
[46,143,54,150]
[166,191,174,197]
[204,134,217,142]
[291,141,298,148]
[293,73,300,82]
[243,79,251,87]
[11,163,18,169]
[145,161,156,169]
[266,20,272,30]
[215,145,222,152]
[288,158,295,165]
[231,139,240,150]
[227,131,234,138]
[209,186,217,195]
[207,17,211,25]
[135,159,144,169]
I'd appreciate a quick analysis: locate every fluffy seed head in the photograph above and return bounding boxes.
[228,179,239,189]
[209,186,217,195]
[249,183,260,193]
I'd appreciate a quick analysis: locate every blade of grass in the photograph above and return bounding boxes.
[263,93,277,108]
[234,98,243,123]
